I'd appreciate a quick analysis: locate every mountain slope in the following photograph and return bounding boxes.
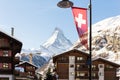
[92,15,120,37]
[20,54,47,67]
[72,15,120,63]
[92,15,120,53]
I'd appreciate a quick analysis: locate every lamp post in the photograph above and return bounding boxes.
[57,0,92,80]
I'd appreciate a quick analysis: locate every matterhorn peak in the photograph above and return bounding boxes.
[43,27,73,54]
[54,27,63,32]
[52,27,64,38]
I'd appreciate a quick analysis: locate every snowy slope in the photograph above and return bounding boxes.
[20,54,47,67]
[92,15,120,37]
[72,15,120,64]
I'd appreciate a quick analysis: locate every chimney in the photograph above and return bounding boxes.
[29,53,33,64]
[11,27,14,36]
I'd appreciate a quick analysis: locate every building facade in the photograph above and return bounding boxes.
[53,49,120,80]
[0,30,22,80]
[92,58,120,80]
[53,49,89,80]
[15,61,38,80]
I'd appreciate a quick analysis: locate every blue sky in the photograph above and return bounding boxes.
[0,0,120,49]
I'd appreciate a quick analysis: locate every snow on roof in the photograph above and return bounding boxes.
[92,57,120,67]
[53,49,89,58]
[16,61,38,68]
[0,29,22,43]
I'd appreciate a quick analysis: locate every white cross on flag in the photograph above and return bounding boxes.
[72,7,88,49]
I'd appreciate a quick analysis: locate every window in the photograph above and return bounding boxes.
[77,72,85,77]
[0,38,9,47]
[80,73,85,76]
[61,57,67,61]
[2,63,9,69]
[106,65,113,68]
[77,57,84,61]
[77,64,80,67]
[77,64,80,68]
[92,65,96,69]
[92,73,96,77]
[70,64,74,68]
[69,56,75,60]
[71,72,75,75]
[100,65,103,68]
[28,71,33,75]
[3,50,9,56]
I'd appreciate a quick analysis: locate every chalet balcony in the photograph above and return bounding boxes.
[104,68,116,71]
[75,60,87,63]
[26,67,36,71]
[92,68,116,71]
[75,76,89,79]
[0,43,10,49]
[14,70,35,79]
[92,76,99,79]
[92,68,99,71]
[76,67,89,71]
[75,76,98,79]
[15,70,28,77]
[0,69,13,74]
[57,60,69,63]
[0,57,12,62]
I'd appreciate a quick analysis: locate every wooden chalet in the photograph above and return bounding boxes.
[0,30,22,80]
[15,61,38,80]
[53,49,89,80]
[53,49,120,80]
[92,57,120,80]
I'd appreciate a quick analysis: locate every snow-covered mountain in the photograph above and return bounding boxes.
[20,53,47,67]
[92,15,120,63]
[72,15,120,64]
[42,27,72,55]
[21,27,72,56]
[20,27,73,67]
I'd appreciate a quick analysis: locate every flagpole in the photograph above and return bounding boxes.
[89,0,92,80]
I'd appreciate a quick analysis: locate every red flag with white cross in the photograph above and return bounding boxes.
[72,7,88,49]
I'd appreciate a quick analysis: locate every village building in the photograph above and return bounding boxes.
[0,30,22,80]
[53,49,120,80]
[92,57,120,80]
[15,61,38,80]
[15,53,38,80]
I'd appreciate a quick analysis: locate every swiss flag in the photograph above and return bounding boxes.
[72,7,88,49]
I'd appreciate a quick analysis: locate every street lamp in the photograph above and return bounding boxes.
[57,0,92,80]
[57,0,73,8]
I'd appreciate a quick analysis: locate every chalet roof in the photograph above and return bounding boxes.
[16,61,38,69]
[53,49,89,60]
[92,57,120,67]
[53,49,120,67]
[0,30,22,44]
[0,29,22,53]
[53,49,89,62]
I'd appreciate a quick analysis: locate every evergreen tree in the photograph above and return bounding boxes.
[45,68,53,80]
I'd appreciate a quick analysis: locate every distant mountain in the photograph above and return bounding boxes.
[72,15,120,64]
[42,27,73,55]
[20,27,73,67]
[20,54,47,67]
